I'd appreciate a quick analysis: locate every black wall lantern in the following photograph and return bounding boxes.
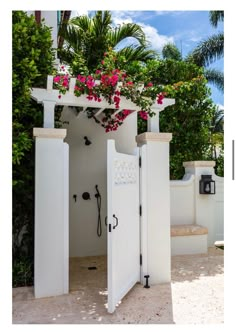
[199,175,215,194]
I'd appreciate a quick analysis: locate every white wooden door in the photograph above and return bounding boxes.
[107,140,140,313]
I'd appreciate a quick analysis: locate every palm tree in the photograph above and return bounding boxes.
[186,11,224,92]
[210,106,224,159]
[58,11,157,73]
[162,42,182,61]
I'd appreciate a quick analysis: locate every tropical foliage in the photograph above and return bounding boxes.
[133,59,217,179]
[162,42,182,61]
[58,11,157,74]
[13,11,55,286]
[186,11,224,92]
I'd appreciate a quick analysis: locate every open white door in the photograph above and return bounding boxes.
[107,140,140,313]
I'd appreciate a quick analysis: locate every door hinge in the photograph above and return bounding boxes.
[139,205,142,217]
[140,254,142,266]
[139,156,142,168]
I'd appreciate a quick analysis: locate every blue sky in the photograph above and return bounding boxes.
[72,10,224,108]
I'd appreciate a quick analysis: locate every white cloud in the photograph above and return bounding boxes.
[70,10,89,19]
[216,103,224,110]
[70,11,174,52]
[112,11,134,25]
[140,24,174,51]
[112,11,174,51]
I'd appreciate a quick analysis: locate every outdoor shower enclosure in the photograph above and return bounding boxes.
[32,78,174,312]
[60,107,138,258]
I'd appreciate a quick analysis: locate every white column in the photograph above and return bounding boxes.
[136,132,172,284]
[43,101,56,128]
[147,111,160,132]
[33,128,69,298]
[183,161,216,246]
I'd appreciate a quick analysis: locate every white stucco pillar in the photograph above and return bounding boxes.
[136,132,172,284]
[43,100,56,128]
[183,161,217,246]
[33,128,69,298]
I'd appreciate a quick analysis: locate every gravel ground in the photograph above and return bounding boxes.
[12,246,223,324]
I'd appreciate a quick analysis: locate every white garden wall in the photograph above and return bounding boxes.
[170,174,195,225]
[170,161,224,247]
[60,107,137,257]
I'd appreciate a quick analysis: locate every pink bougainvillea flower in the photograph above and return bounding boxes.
[122,109,131,116]
[53,76,61,83]
[62,80,69,87]
[86,95,94,100]
[139,111,148,120]
[77,75,86,83]
[157,93,164,104]
[111,74,119,86]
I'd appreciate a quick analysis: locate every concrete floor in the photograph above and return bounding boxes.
[12,247,224,324]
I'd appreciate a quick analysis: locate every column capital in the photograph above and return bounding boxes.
[183,161,216,168]
[33,128,67,139]
[136,132,172,145]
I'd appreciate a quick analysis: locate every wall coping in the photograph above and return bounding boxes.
[183,161,216,168]
[33,127,67,139]
[170,174,195,187]
[136,132,172,144]
[171,224,208,236]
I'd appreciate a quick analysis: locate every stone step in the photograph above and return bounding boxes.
[171,224,208,237]
[171,224,208,256]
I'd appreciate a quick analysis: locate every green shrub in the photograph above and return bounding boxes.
[12,11,55,287]
[136,60,217,179]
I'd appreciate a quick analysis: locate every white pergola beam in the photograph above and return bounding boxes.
[47,76,53,90]
[31,83,175,132]
[32,87,174,111]
[69,77,76,94]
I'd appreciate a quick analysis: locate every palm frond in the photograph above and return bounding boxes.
[209,11,224,28]
[204,68,224,92]
[117,45,157,62]
[162,43,182,61]
[187,33,224,67]
[211,107,224,133]
[108,23,147,48]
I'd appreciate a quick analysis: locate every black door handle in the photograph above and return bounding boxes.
[113,214,119,229]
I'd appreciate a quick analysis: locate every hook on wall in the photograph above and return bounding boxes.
[84,136,92,146]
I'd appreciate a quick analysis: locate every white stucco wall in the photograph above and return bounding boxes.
[34,129,69,298]
[170,174,195,225]
[137,133,172,284]
[61,107,137,257]
[170,162,224,246]
[214,175,224,241]
[41,11,58,50]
